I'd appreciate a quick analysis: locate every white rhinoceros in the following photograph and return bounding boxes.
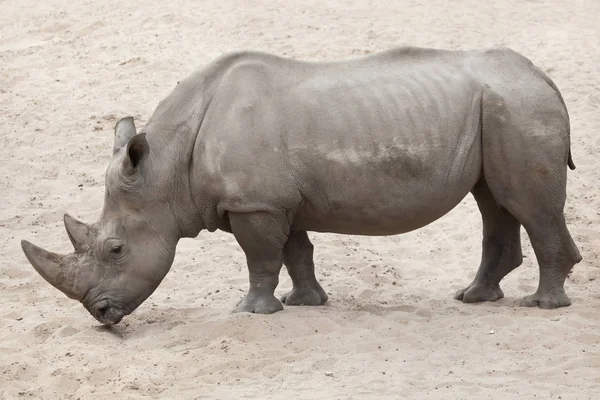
[21,47,582,325]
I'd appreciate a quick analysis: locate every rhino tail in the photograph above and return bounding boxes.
[568,148,576,170]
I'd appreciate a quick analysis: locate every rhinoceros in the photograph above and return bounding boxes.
[21,47,582,325]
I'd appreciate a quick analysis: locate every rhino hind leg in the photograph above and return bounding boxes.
[517,212,581,309]
[475,83,582,309]
[229,212,289,314]
[280,231,328,306]
[454,179,523,304]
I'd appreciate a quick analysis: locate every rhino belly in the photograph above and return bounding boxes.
[291,145,480,236]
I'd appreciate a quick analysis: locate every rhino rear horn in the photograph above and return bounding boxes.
[113,116,137,154]
[64,214,95,252]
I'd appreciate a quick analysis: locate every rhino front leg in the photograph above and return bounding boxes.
[281,231,328,306]
[230,212,288,314]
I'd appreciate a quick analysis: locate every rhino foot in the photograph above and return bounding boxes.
[454,283,504,303]
[281,285,328,306]
[234,293,284,314]
[519,290,571,309]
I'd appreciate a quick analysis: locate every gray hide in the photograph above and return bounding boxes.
[22,47,581,325]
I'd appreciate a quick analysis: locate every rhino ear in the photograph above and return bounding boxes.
[122,133,149,174]
[113,116,137,154]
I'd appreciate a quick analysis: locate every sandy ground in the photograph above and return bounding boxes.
[1,0,599,398]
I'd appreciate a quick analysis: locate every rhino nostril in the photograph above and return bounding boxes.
[95,300,109,316]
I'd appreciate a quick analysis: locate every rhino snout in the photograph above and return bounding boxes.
[88,299,125,325]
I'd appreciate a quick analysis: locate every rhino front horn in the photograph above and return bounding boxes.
[63,214,94,252]
[21,240,84,301]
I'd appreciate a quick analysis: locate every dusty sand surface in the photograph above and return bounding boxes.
[1,0,599,398]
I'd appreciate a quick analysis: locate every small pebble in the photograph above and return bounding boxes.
[488,329,495,335]
[550,317,560,321]
[325,372,333,377]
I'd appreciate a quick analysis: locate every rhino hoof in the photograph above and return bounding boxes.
[519,291,571,309]
[281,286,328,306]
[454,283,504,303]
[234,293,284,314]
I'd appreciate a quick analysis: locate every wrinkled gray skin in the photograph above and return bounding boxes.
[21,47,582,325]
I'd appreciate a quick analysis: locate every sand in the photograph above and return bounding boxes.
[1,0,599,398]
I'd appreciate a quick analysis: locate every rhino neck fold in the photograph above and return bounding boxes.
[142,62,232,238]
[141,122,207,239]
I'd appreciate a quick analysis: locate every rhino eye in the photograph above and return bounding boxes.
[110,245,123,255]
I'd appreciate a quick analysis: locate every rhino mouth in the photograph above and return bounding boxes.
[88,299,126,325]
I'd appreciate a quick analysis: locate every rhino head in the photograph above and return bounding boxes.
[21,117,181,325]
